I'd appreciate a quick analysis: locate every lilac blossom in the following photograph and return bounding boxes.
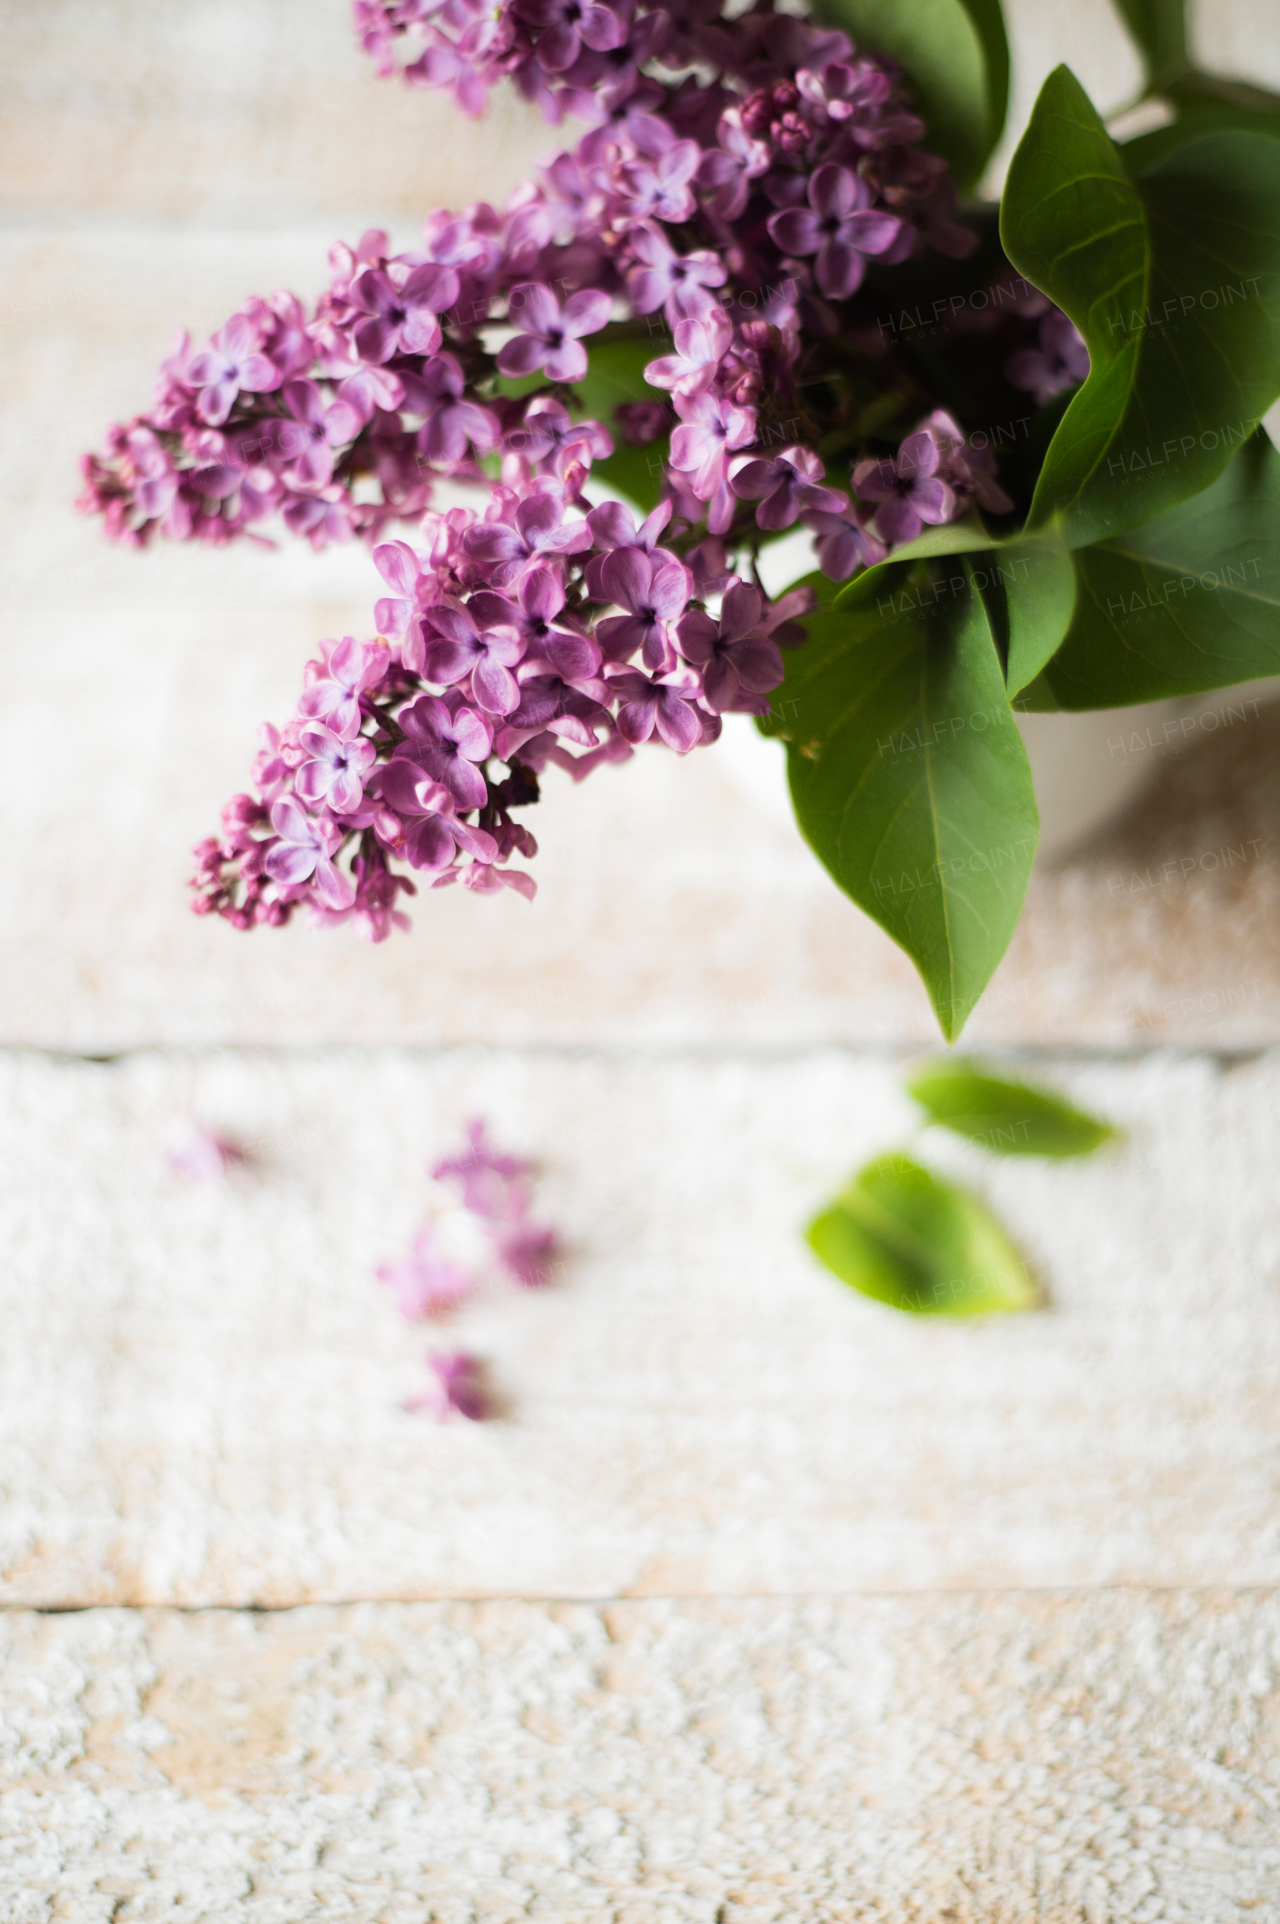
[405,1350,487,1420]
[462,491,593,583]
[594,546,691,669]
[644,308,732,398]
[496,283,612,382]
[803,508,886,581]
[432,1118,533,1216]
[608,665,705,750]
[399,694,494,809]
[295,723,377,812]
[1007,310,1090,405]
[626,223,727,321]
[669,389,757,500]
[299,636,392,735]
[262,799,356,909]
[729,444,847,531]
[675,583,785,713]
[495,1219,560,1288]
[276,379,362,487]
[416,353,500,464]
[377,1226,474,1318]
[514,0,627,73]
[349,262,460,362]
[379,764,499,871]
[185,315,280,426]
[421,604,527,714]
[853,430,956,546]
[766,163,902,299]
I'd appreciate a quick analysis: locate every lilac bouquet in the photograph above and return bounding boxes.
[80,0,1280,1034]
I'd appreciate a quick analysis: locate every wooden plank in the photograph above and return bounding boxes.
[1,1050,1277,1606]
[2,1592,1278,1919]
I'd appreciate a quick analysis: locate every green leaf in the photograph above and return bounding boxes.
[809,0,1009,189]
[906,1058,1117,1154]
[764,559,1038,1038]
[1109,0,1189,90]
[568,332,669,511]
[807,1153,1038,1314]
[836,527,1076,697]
[1001,67,1280,547]
[1120,99,1280,175]
[1043,429,1280,706]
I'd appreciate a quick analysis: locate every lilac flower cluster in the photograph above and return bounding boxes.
[191,484,811,933]
[378,1119,562,1420]
[82,0,1091,945]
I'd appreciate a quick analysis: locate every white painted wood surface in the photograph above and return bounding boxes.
[4,2,1280,1915]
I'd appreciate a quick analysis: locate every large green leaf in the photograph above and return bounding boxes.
[906,1058,1117,1155]
[1043,429,1280,706]
[1001,67,1280,548]
[807,1153,1038,1314]
[835,526,1076,696]
[810,0,1009,189]
[762,563,1038,1038]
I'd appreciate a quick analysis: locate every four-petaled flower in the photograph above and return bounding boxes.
[462,492,593,584]
[263,798,356,908]
[398,694,494,810]
[421,603,527,715]
[298,635,391,736]
[514,0,627,73]
[378,764,499,870]
[1006,310,1090,406]
[415,353,500,465]
[730,444,848,530]
[669,389,757,499]
[349,262,460,363]
[496,283,612,383]
[186,315,280,426]
[766,162,902,299]
[608,665,705,751]
[853,430,956,546]
[626,222,727,321]
[675,582,785,713]
[295,723,377,813]
[595,546,692,669]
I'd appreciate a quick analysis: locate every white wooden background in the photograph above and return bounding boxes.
[3,1,1280,1917]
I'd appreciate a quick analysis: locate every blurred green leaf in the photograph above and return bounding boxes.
[1109,0,1189,90]
[906,1058,1117,1154]
[807,1153,1038,1314]
[811,0,1009,189]
[572,334,669,511]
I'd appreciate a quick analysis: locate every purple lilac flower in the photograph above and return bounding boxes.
[594,546,692,669]
[494,1219,560,1288]
[853,430,956,546]
[462,492,593,583]
[405,1350,487,1420]
[625,222,727,321]
[803,508,886,581]
[298,636,392,735]
[608,665,705,750]
[398,695,494,809]
[675,582,785,713]
[432,1118,534,1216]
[514,0,627,73]
[416,353,500,464]
[263,799,356,909]
[349,262,460,362]
[378,764,499,871]
[729,444,848,530]
[295,723,377,812]
[276,379,362,486]
[496,283,612,382]
[644,308,732,397]
[1006,310,1090,405]
[766,163,902,299]
[377,1226,474,1318]
[421,604,527,714]
[669,389,757,500]
[185,316,280,426]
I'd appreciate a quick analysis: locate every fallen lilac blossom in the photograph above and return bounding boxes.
[376,1224,475,1318]
[167,1126,249,1180]
[404,1350,488,1420]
